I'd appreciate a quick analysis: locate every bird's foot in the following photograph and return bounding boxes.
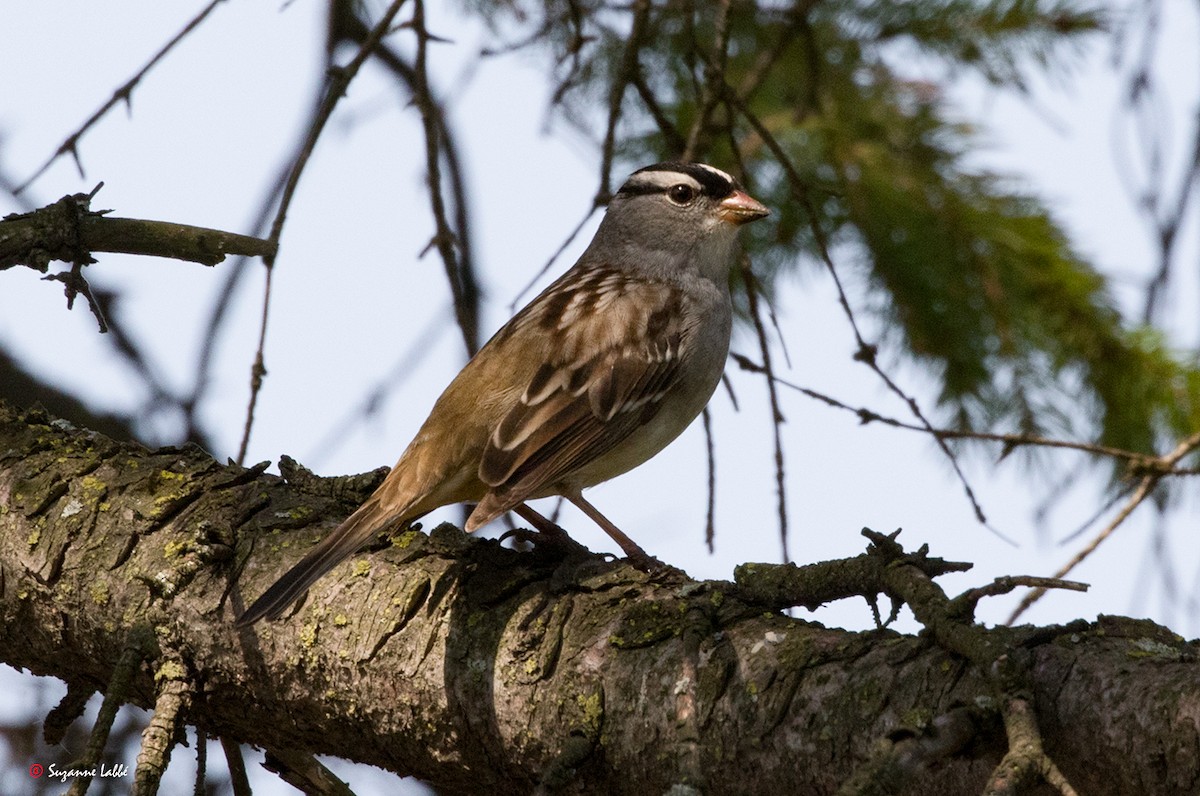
[498,525,590,558]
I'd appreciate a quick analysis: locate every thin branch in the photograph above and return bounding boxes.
[263,0,411,254]
[681,0,731,161]
[711,85,1002,534]
[629,70,687,153]
[185,152,297,447]
[133,651,192,796]
[410,0,480,355]
[508,204,602,312]
[954,575,1088,618]
[1110,0,1200,325]
[235,0,410,465]
[2,187,271,377]
[711,76,866,343]
[740,257,790,562]
[79,216,273,265]
[597,0,651,198]
[1054,482,1138,545]
[728,354,1171,468]
[15,0,228,194]
[43,262,109,332]
[861,533,1083,794]
[305,308,450,466]
[64,628,152,796]
[193,729,207,796]
[1008,430,1200,623]
[330,1,480,356]
[735,10,805,105]
[236,275,273,467]
[1143,98,1200,323]
[262,747,359,796]
[702,407,717,553]
[220,736,252,796]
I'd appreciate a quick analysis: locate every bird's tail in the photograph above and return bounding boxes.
[236,498,397,626]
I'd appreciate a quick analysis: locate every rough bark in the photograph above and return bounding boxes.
[0,401,1197,794]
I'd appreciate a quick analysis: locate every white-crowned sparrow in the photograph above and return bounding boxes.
[237,162,768,625]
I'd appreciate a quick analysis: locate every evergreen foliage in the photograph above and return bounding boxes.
[477,0,1200,456]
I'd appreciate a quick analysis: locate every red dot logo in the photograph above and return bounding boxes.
[29,763,43,778]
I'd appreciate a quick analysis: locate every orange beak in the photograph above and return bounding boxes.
[718,190,770,225]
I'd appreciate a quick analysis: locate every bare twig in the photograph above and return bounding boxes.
[954,575,1088,618]
[306,309,450,465]
[65,628,152,796]
[735,11,804,106]
[728,355,1171,466]
[221,736,252,796]
[508,204,602,312]
[630,70,687,153]
[1008,430,1200,623]
[262,747,358,796]
[410,0,480,355]
[194,728,207,796]
[185,153,295,447]
[1141,109,1200,323]
[702,407,717,553]
[740,258,790,562]
[330,0,480,357]
[236,284,273,466]
[79,216,272,265]
[134,651,193,796]
[15,0,228,194]
[858,534,1082,795]
[681,0,731,161]
[3,186,272,363]
[1054,482,1137,545]
[597,0,651,198]
[1114,2,1200,326]
[236,0,411,465]
[44,263,108,331]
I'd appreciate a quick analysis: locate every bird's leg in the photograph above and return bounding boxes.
[512,503,568,538]
[564,491,662,571]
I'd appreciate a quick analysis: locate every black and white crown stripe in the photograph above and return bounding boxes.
[618,162,740,200]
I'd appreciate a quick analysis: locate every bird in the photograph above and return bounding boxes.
[236,162,769,626]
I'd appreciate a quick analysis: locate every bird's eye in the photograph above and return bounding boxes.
[667,183,697,205]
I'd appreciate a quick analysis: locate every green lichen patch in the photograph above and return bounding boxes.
[575,691,604,739]
[154,660,187,683]
[1128,637,1183,661]
[89,580,111,606]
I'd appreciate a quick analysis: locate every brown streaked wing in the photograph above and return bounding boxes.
[476,274,685,505]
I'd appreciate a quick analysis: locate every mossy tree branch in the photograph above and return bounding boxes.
[0,402,1196,794]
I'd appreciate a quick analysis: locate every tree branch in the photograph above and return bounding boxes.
[0,191,274,272]
[1,402,1197,794]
